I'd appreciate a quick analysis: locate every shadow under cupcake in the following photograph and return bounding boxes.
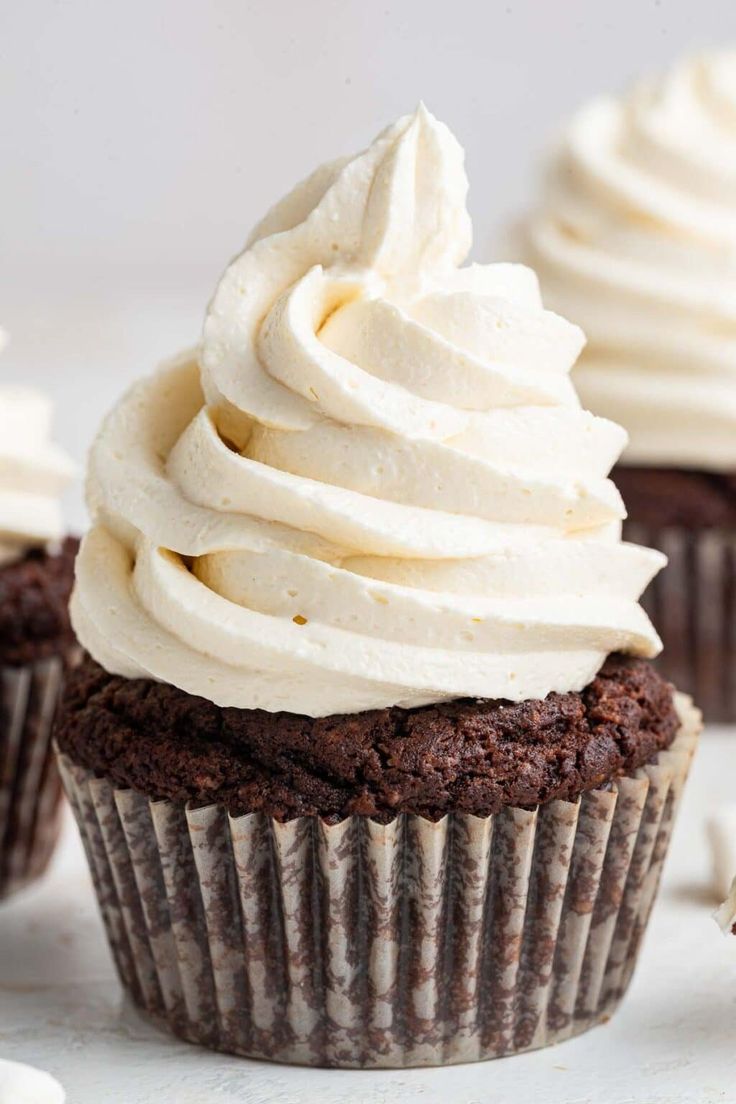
[53,107,701,1067]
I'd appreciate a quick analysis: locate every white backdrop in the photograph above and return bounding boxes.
[1,0,735,529]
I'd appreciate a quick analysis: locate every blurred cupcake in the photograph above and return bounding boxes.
[523,50,736,721]
[0,335,77,897]
[55,108,699,1068]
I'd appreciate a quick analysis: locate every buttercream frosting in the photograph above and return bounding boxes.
[0,1059,65,1104]
[524,51,736,471]
[0,332,75,566]
[73,106,663,716]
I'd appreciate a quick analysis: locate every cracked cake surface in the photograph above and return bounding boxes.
[56,652,679,822]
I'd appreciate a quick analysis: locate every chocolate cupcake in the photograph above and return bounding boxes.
[0,353,78,897]
[55,107,699,1067]
[523,51,736,721]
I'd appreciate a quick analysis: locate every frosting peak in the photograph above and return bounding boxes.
[525,51,736,471]
[74,108,663,715]
[0,333,75,566]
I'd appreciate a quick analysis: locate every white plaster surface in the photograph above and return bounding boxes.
[1,731,735,1104]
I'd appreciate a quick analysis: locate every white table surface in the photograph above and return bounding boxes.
[0,730,735,1104]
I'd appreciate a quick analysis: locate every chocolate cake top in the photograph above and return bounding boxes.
[0,537,79,666]
[55,652,678,823]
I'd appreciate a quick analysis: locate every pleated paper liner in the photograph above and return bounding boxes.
[0,657,67,898]
[57,694,700,1069]
[626,523,736,723]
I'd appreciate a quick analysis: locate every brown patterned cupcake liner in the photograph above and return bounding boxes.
[0,657,68,898]
[56,694,700,1068]
[626,523,736,723]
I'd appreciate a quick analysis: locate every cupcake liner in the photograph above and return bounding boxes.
[0,657,67,898]
[56,694,700,1069]
[627,523,736,723]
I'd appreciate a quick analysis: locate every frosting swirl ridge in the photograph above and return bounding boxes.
[74,107,663,715]
[525,51,736,471]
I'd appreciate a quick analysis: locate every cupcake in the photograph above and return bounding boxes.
[0,339,77,897]
[55,107,700,1068]
[523,51,736,721]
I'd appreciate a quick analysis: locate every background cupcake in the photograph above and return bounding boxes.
[55,108,699,1068]
[522,50,736,722]
[0,333,77,897]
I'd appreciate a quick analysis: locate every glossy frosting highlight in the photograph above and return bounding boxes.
[525,51,736,471]
[74,107,663,715]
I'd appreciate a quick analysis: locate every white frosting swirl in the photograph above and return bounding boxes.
[73,107,663,716]
[0,1059,65,1104]
[525,51,736,470]
[0,334,75,565]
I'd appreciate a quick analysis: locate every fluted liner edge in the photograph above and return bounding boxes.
[57,694,700,1068]
[0,657,66,897]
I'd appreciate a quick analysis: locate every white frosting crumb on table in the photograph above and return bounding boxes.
[0,1059,64,1104]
